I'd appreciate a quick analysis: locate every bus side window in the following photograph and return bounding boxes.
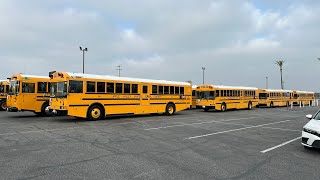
[216,90,219,97]
[170,86,174,94]
[192,90,195,96]
[124,84,130,93]
[164,86,169,94]
[97,82,106,93]
[107,83,114,93]
[37,82,47,93]
[69,80,83,93]
[175,87,179,94]
[132,84,138,94]
[180,87,184,94]
[116,83,122,93]
[152,85,158,94]
[159,86,164,94]
[87,81,96,93]
[22,83,35,93]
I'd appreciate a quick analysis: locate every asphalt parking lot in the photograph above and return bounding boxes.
[0,106,319,179]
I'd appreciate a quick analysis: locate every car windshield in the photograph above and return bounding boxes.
[50,82,67,98]
[198,91,215,100]
[313,112,320,120]
[9,81,20,95]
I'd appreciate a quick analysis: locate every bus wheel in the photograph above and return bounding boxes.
[0,101,6,111]
[270,102,274,108]
[41,102,51,116]
[221,103,227,112]
[87,105,104,121]
[204,108,209,112]
[248,102,252,110]
[165,103,175,116]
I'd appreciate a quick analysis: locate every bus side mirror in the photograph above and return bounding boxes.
[306,114,313,120]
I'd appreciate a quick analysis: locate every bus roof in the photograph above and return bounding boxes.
[65,72,191,86]
[0,80,8,82]
[11,74,49,79]
[192,85,198,89]
[214,85,258,90]
[20,74,50,79]
[266,89,293,93]
[296,90,314,94]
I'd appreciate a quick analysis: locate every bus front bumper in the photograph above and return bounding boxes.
[7,107,18,112]
[50,109,68,116]
[197,105,215,109]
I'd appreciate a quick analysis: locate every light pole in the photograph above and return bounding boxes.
[116,65,122,77]
[266,76,268,89]
[275,60,284,89]
[202,67,205,84]
[79,46,88,73]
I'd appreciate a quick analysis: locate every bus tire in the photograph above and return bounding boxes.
[221,103,227,112]
[204,108,209,112]
[165,103,175,116]
[87,104,105,121]
[270,102,274,108]
[247,102,252,110]
[0,100,6,111]
[41,102,51,116]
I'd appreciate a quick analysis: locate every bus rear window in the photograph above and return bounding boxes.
[69,80,83,93]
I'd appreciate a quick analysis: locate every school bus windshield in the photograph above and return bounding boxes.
[50,82,67,98]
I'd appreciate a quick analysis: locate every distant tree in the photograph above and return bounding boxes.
[275,60,285,89]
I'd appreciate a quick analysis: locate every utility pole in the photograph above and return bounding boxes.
[266,76,268,89]
[202,67,205,84]
[79,46,88,73]
[116,65,122,77]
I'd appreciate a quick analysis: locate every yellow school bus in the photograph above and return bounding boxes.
[196,85,259,112]
[293,91,315,105]
[192,85,198,109]
[0,80,9,111]
[49,71,192,120]
[7,74,51,116]
[257,89,293,107]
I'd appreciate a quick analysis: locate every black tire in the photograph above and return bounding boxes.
[204,108,209,112]
[0,100,6,111]
[303,146,312,150]
[221,103,227,112]
[41,102,51,116]
[87,105,105,121]
[248,102,252,110]
[165,103,175,116]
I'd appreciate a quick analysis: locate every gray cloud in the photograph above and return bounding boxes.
[0,0,319,91]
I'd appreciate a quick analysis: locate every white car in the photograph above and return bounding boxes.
[302,113,320,148]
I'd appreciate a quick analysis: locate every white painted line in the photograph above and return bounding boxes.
[261,127,300,132]
[184,120,291,140]
[0,127,79,136]
[206,121,300,132]
[144,117,256,130]
[260,136,301,153]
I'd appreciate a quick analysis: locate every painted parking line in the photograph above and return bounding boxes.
[144,117,256,130]
[260,136,302,153]
[0,127,80,136]
[184,120,291,140]
[213,121,300,132]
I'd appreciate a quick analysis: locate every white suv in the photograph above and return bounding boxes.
[302,113,320,148]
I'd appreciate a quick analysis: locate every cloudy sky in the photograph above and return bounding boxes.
[0,0,319,91]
